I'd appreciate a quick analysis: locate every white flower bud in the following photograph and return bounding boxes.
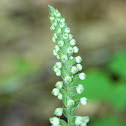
[56,70,61,76]
[67,47,73,53]
[58,40,64,47]
[54,108,63,116]
[71,66,78,74]
[54,45,60,52]
[82,116,89,123]
[53,50,57,56]
[57,28,62,34]
[52,88,59,96]
[79,73,86,80]
[67,99,75,107]
[75,56,82,63]
[56,55,60,59]
[69,56,74,60]
[60,23,65,28]
[70,39,76,46]
[75,116,83,125]
[76,64,83,71]
[76,84,84,94]
[53,67,59,72]
[50,25,55,31]
[55,81,63,89]
[56,12,61,18]
[81,123,86,126]
[65,27,70,33]
[60,18,65,23]
[58,93,63,100]
[61,55,68,62]
[52,37,56,42]
[64,76,72,83]
[50,16,55,22]
[63,33,69,39]
[80,97,87,105]
[53,33,58,39]
[57,18,61,22]
[73,46,79,53]
[53,22,58,27]
[55,62,62,69]
[69,34,73,40]
[49,117,60,126]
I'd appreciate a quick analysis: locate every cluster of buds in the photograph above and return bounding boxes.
[49,5,89,126]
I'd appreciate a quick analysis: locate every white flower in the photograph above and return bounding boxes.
[54,45,60,52]
[64,76,72,83]
[55,81,63,89]
[71,66,78,74]
[65,27,70,33]
[73,46,79,53]
[75,56,82,63]
[75,116,83,125]
[50,117,60,126]
[67,99,75,107]
[58,40,64,47]
[76,84,84,94]
[56,70,61,76]
[57,28,62,34]
[53,50,57,56]
[63,33,69,39]
[50,16,55,22]
[58,93,63,100]
[52,88,59,96]
[69,34,73,40]
[60,23,65,28]
[80,97,87,105]
[54,108,63,116]
[76,64,82,71]
[69,56,74,60]
[67,47,73,53]
[61,55,68,62]
[60,18,65,23]
[70,39,76,46]
[79,73,86,80]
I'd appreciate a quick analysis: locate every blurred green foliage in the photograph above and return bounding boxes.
[0,57,36,94]
[76,51,126,126]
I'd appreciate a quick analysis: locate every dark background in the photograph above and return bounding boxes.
[0,0,126,126]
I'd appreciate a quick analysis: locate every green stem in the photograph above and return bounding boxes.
[68,85,75,126]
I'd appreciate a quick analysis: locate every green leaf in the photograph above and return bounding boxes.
[63,96,67,107]
[63,108,68,117]
[107,51,126,78]
[92,116,125,126]
[73,100,80,109]
[60,119,68,126]
[60,89,68,97]
[76,69,111,100]
[70,59,76,66]
[108,83,126,110]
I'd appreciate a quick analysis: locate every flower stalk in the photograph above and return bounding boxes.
[48,5,89,126]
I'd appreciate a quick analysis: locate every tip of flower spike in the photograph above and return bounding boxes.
[48,5,55,12]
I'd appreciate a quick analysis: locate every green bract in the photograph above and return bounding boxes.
[48,5,89,126]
